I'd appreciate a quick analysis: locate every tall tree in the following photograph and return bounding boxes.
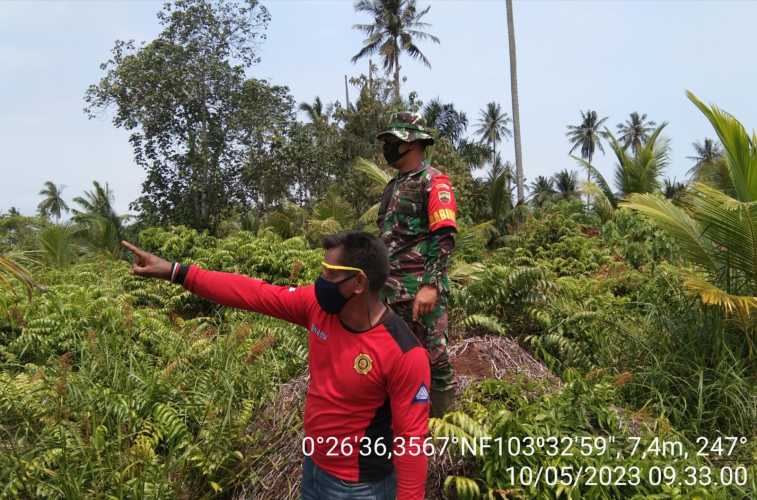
[422,98,468,146]
[71,181,130,254]
[567,110,609,186]
[662,178,687,202]
[351,0,440,101]
[488,156,514,224]
[687,137,724,176]
[299,96,334,126]
[506,0,525,204]
[37,181,69,221]
[456,139,492,170]
[622,91,757,333]
[553,169,579,200]
[475,102,511,171]
[616,112,656,152]
[686,137,731,194]
[84,0,273,232]
[529,175,556,207]
[605,123,669,196]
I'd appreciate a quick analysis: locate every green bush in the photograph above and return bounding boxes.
[0,233,318,498]
[433,371,755,499]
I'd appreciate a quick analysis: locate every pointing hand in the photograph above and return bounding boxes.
[120,240,173,281]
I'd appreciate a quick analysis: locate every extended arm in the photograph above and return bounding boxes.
[179,264,311,328]
[119,240,311,328]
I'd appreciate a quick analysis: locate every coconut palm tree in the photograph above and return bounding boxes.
[553,169,579,200]
[488,157,514,224]
[506,0,524,205]
[71,181,129,254]
[351,0,440,101]
[567,110,609,180]
[475,102,512,171]
[37,181,69,221]
[456,139,493,170]
[622,91,757,341]
[616,112,656,153]
[422,98,468,145]
[38,223,79,267]
[686,138,730,194]
[687,138,723,175]
[604,123,669,196]
[662,178,687,203]
[299,97,333,126]
[306,188,356,243]
[529,176,556,207]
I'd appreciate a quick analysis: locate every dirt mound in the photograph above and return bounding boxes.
[232,335,556,500]
[450,336,559,388]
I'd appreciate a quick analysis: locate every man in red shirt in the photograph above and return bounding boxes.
[121,231,431,500]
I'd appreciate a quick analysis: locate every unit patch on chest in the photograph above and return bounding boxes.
[353,353,373,375]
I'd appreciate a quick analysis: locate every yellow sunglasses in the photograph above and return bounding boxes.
[321,261,365,275]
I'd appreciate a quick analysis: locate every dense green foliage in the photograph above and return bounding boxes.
[436,371,754,499]
[1,229,318,498]
[2,1,755,498]
[2,207,753,498]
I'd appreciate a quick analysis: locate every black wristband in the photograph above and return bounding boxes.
[174,263,190,285]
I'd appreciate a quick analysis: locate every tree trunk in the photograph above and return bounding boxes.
[344,75,350,110]
[586,151,593,206]
[393,44,401,102]
[506,0,525,204]
[368,59,373,97]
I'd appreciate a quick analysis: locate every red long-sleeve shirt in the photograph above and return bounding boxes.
[181,265,431,499]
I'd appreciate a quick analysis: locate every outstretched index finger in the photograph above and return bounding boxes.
[120,240,145,257]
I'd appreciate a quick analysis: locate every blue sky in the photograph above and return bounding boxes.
[2,0,756,217]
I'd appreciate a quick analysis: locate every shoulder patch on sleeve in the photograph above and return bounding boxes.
[412,382,430,404]
[383,310,421,353]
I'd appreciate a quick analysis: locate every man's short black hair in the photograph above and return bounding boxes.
[322,231,389,293]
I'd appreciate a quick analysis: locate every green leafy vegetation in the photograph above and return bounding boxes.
[2,0,755,498]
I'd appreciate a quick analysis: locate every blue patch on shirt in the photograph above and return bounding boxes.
[412,383,429,404]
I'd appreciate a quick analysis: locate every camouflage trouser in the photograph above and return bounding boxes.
[390,299,456,393]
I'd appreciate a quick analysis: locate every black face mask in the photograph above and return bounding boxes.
[383,141,409,165]
[314,274,357,314]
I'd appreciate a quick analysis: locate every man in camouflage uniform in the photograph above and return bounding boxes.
[375,112,458,418]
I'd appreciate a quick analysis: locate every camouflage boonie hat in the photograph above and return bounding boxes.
[376,111,435,145]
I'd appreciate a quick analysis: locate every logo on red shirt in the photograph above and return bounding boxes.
[412,383,429,404]
[353,353,373,374]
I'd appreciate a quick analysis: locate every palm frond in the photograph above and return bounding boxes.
[571,155,617,206]
[687,90,757,202]
[620,191,719,276]
[0,252,43,301]
[581,181,614,222]
[353,157,391,194]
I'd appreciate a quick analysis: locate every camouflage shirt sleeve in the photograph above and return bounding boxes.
[421,228,455,294]
[421,173,458,294]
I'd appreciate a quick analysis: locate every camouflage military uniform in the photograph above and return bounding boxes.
[375,113,458,401]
